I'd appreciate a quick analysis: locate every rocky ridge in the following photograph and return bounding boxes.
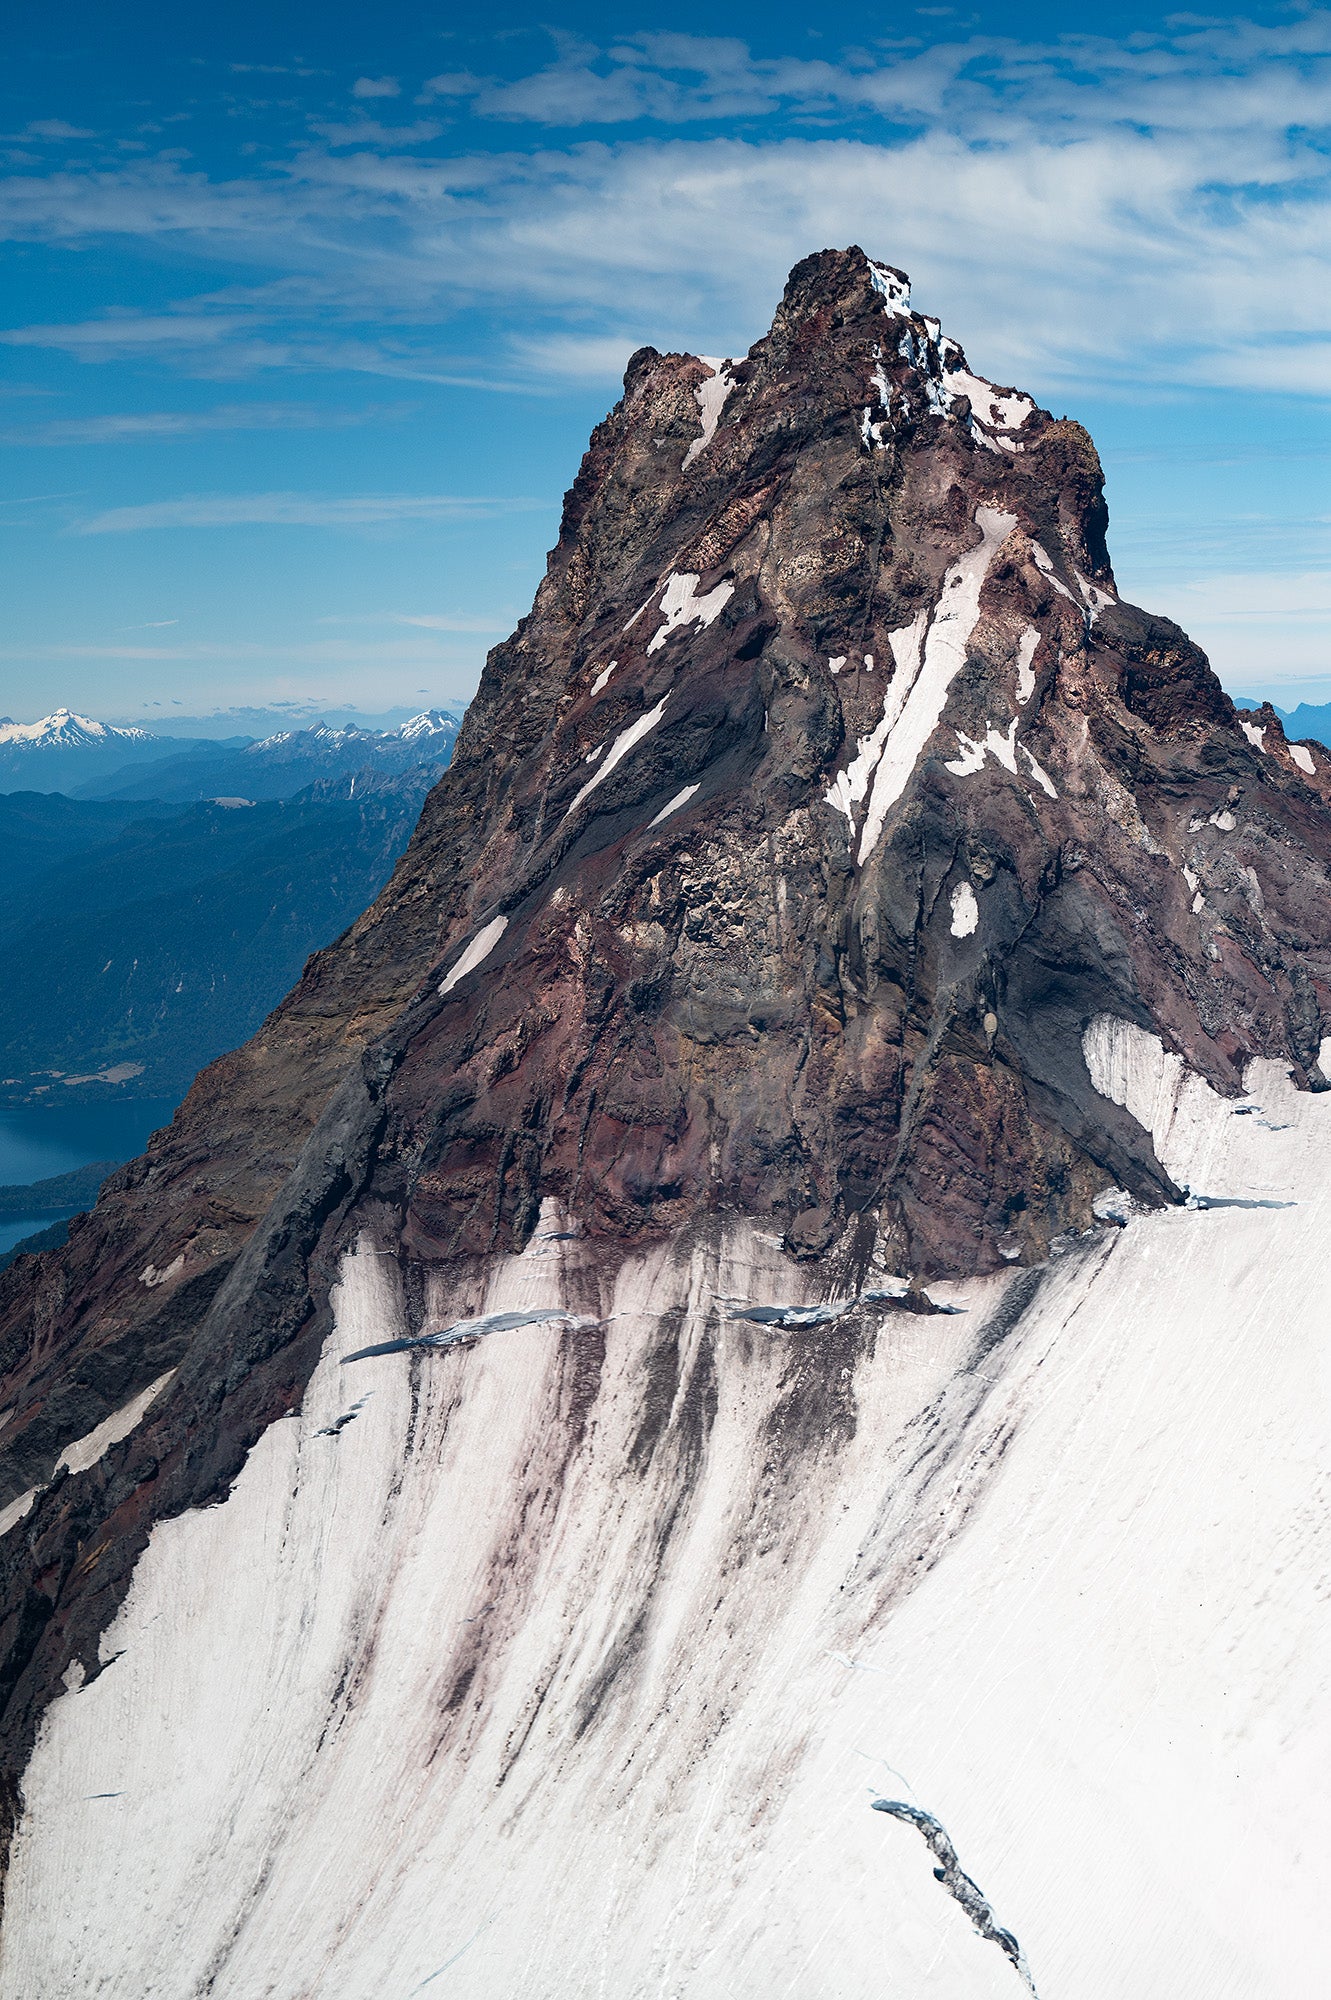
[1,244,1330,1881]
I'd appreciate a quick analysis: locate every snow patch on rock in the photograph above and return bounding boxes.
[647,782,699,829]
[824,614,928,829]
[646,572,734,654]
[855,510,1016,864]
[1015,627,1040,703]
[1030,543,1077,605]
[56,1372,176,1479]
[950,881,979,937]
[439,914,508,996]
[139,1256,184,1289]
[1021,744,1058,798]
[0,1486,39,1539]
[682,358,735,470]
[565,695,671,817]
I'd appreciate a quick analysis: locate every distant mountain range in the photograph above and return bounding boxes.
[0,758,449,1101]
[0,706,460,799]
[75,712,459,803]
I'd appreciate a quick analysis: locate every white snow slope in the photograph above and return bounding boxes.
[2,1031,1328,2000]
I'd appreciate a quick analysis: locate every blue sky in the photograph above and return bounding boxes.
[2,0,1330,726]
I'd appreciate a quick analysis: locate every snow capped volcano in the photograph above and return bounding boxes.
[0,248,1328,1997]
[0,708,152,748]
[396,707,458,742]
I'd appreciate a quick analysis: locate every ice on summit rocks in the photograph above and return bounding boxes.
[1289,742,1316,775]
[939,364,1034,436]
[867,261,911,314]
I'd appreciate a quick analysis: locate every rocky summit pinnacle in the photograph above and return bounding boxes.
[297,238,1324,1276]
[0,247,1329,1996]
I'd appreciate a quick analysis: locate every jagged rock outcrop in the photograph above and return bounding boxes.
[0,247,1329,1996]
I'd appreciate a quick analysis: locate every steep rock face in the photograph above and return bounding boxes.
[361,247,1330,1281]
[1,247,1330,1982]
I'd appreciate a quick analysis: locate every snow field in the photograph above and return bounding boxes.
[3,1040,1328,1998]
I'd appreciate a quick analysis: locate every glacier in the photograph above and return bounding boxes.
[2,1036,1326,1999]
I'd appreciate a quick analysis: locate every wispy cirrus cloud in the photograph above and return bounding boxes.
[0,19,1325,432]
[2,400,411,445]
[0,16,1328,409]
[0,313,252,352]
[74,491,548,533]
[317,611,514,632]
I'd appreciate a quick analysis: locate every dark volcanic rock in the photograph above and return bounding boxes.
[1,244,1330,1872]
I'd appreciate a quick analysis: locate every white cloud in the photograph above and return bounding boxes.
[18,120,96,141]
[352,77,400,100]
[74,492,549,533]
[1121,567,1331,691]
[0,490,85,508]
[1160,569,1331,622]
[0,17,1326,411]
[309,120,443,149]
[506,331,646,381]
[0,314,251,352]
[418,72,487,102]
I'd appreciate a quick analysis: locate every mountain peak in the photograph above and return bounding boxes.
[397,709,458,741]
[1,249,1330,1988]
[0,709,151,748]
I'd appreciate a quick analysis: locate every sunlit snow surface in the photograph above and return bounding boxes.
[682,358,734,470]
[3,1042,1329,1998]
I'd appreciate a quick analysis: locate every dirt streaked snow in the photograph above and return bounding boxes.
[3,1036,1328,1999]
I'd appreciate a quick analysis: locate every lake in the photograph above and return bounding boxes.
[0,1097,181,1255]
